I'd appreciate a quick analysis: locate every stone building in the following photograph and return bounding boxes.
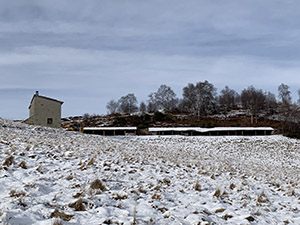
[24,91,63,128]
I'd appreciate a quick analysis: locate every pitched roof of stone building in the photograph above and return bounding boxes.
[29,91,63,109]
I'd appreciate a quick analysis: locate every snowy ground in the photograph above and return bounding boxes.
[0,119,300,225]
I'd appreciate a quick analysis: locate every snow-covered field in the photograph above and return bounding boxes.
[1,119,300,225]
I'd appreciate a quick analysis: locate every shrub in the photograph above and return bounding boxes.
[19,161,27,169]
[194,180,201,192]
[50,209,73,221]
[90,179,107,191]
[213,189,221,198]
[257,191,269,203]
[10,190,26,198]
[3,156,14,166]
[154,112,167,122]
[68,198,86,211]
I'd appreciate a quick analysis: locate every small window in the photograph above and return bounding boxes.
[47,118,53,124]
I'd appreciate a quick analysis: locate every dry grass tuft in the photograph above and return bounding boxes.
[151,192,162,200]
[50,209,73,221]
[68,198,86,211]
[24,183,36,189]
[153,185,161,191]
[221,190,228,198]
[90,179,107,191]
[213,189,221,198]
[0,211,3,216]
[18,198,27,208]
[202,209,212,216]
[113,192,128,200]
[128,169,137,174]
[36,165,43,173]
[87,156,95,166]
[19,161,27,169]
[10,190,26,198]
[161,178,171,186]
[215,208,226,213]
[66,173,73,181]
[257,191,269,203]
[194,180,201,192]
[285,187,295,196]
[138,185,147,194]
[73,192,84,198]
[3,156,14,166]
[254,210,262,216]
[158,207,168,213]
[52,219,63,225]
[229,183,236,190]
[79,164,86,171]
[133,205,137,225]
[222,214,233,220]
[245,215,255,222]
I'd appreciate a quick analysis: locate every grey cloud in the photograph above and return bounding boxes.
[1,0,300,119]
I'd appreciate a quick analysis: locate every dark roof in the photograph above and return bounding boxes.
[29,94,63,109]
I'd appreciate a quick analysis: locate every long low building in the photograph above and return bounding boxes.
[148,127,274,136]
[83,126,274,136]
[83,127,137,136]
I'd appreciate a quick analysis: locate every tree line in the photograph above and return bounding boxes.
[106,81,300,125]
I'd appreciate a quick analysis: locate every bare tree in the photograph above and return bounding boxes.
[278,83,292,122]
[219,86,239,118]
[147,93,158,112]
[278,83,292,105]
[82,113,91,126]
[146,101,156,113]
[177,98,190,113]
[241,86,265,124]
[106,100,119,114]
[182,83,197,114]
[118,93,138,114]
[139,101,147,113]
[264,92,277,115]
[148,84,178,111]
[182,80,217,120]
[196,81,217,116]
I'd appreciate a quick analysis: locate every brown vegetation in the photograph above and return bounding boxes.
[10,190,26,198]
[90,179,107,191]
[3,156,14,166]
[50,209,73,221]
[19,161,27,169]
[52,219,63,225]
[68,198,86,211]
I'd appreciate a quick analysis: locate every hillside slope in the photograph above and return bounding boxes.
[63,112,282,130]
[0,119,300,224]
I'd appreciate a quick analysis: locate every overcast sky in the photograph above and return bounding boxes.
[1,0,300,119]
